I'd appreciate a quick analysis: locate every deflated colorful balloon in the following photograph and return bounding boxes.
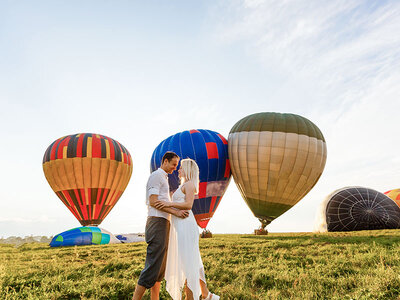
[228,112,327,229]
[384,189,400,208]
[43,133,133,226]
[151,129,231,229]
[49,226,121,247]
[326,187,400,231]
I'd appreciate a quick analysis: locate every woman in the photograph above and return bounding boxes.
[154,158,219,300]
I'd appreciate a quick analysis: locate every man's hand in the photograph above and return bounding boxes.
[174,210,189,219]
[153,200,172,210]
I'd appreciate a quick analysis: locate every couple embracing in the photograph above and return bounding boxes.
[132,152,219,300]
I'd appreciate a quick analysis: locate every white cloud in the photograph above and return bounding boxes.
[214,0,400,109]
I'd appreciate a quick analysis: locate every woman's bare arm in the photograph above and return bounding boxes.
[149,194,189,218]
[154,182,195,210]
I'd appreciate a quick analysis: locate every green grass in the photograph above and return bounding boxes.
[1,230,400,299]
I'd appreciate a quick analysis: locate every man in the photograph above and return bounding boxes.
[132,151,189,300]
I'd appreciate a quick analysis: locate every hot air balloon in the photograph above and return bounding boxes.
[43,133,133,226]
[50,226,121,247]
[325,187,400,231]
[228,112,327,233]
[151,129,231,230]
[384,189,400,208]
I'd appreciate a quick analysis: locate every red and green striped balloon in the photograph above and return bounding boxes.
[43,133,133,226]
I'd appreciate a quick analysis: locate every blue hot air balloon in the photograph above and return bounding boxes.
[49,226,121,247]
[151,129,231,229]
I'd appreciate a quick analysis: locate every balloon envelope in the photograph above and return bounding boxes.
[326,187,400,231]
[151,129,231,228]
[228,112,327,227]
[49,226,121,247]
[384,189,400,208]
[43,133,133,226]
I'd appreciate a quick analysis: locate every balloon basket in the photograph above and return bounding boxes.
[200,229,212,238]
[254,228,268,235]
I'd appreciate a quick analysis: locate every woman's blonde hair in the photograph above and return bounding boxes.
[180,158,200,194]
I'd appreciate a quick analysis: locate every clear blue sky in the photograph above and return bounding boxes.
[1,0,400,237]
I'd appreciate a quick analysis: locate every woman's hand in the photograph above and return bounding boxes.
[153,200,172,210]
[174,210,189,219]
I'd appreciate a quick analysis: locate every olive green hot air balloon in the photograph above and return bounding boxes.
[228,112,327,232]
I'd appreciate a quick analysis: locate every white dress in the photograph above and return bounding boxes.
[165,186,206,300]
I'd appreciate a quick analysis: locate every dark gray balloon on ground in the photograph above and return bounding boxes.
[326,187,400,231]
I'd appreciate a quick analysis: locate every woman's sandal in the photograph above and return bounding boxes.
[203,292,220,300]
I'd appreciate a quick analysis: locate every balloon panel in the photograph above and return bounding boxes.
[49,226,121,247]
[230,112,325,140]
[43,133,133,226]
[228,112,327,225]
[326,187,400,231]
[384,189,400,208]
[151,129,231,228]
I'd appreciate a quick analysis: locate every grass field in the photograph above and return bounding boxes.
[1,230,400,299]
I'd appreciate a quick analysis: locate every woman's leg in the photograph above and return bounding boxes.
[184,280,194,300]
[199,279,209,299]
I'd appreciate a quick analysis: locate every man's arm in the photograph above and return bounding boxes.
[149,194,189,218]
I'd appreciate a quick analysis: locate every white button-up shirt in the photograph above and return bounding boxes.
[146,168,171,220]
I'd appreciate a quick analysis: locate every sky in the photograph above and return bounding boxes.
[1,0,400,238]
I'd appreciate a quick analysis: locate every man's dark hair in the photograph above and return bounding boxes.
[162,151,179,163]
